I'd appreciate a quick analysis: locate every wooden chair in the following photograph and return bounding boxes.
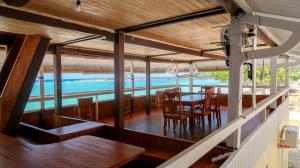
[152,90,163,110]
[77,97,95,121]
[195,87,214,128]
[124,94,134,117]
[199,86,214,94]
[164,88,173,93]
[211,87,221,126]
[161,92,187,132]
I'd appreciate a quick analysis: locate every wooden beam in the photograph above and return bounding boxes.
[0,35,25,94]
[3,0,30,7]
[53,45,62,115]
[125,36,226,60]
[114,32,125,128]
[2,35,49,133]
[60,47,145,61]
[0,6,115,41]
[118,7,226,33]
[145,57,151,115]
[59,47,191,63]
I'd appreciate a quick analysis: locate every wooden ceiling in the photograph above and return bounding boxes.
[20,0,221,30]
[0,0,274,63]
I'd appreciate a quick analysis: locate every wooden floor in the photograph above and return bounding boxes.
[99,106,264,142]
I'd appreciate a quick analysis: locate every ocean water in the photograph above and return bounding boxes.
[26,73,226,111]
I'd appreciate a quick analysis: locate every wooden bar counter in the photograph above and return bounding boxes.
[0,134,145,168]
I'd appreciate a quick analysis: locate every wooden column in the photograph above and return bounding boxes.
[114,31,125,128]
[146,57,151,115]
[39,65,46,126]
[130,60,135,96]
[54,45,62,115]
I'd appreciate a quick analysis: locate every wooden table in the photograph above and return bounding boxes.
[0,134,145,168]
[181,94,205,130]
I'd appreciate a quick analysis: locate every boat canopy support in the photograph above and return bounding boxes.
[227,13,300,148]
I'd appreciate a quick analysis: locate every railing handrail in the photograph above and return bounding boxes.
[157,87,289,168]
[28,84,176,102]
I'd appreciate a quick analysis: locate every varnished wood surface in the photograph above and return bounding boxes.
[0,134,145,168]
[0,35,47,132]
[0,1,229,61]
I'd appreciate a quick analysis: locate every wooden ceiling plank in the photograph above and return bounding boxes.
[118,7,226,33]
[0,6,115,41]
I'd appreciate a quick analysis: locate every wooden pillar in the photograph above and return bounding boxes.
[146,57,151,115]
[54,45,62,115]
[39,65,46,126]
[130,60,135,96]
[114,31,125,128]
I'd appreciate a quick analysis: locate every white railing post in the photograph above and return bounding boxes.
[285,58,290,87]
[252,25,257,108]
[270,56,278,109]
[176,64,179,88]
[227,17,244,148]
[189,63,193,93]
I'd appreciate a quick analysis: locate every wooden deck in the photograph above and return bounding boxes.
[99,106,265,142]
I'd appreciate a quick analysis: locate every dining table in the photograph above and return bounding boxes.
[0,134,145,168]
[181,94,206,131]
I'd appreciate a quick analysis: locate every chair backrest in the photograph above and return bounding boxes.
[203,88,214,111]
[124,94,133,113]
[155,90,164,105]
[164,88,173,93]
[199,86,215,94]
[172,87,181,93]
[212,87,221,109]
[78,97,94,120]
[161,92,181,115]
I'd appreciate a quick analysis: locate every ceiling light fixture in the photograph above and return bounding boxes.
[75,0,81,12]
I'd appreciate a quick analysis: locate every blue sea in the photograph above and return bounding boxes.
[26,73,226,111]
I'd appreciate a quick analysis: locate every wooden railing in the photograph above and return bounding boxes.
[28,84,176,102]
[157,87,289,168]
